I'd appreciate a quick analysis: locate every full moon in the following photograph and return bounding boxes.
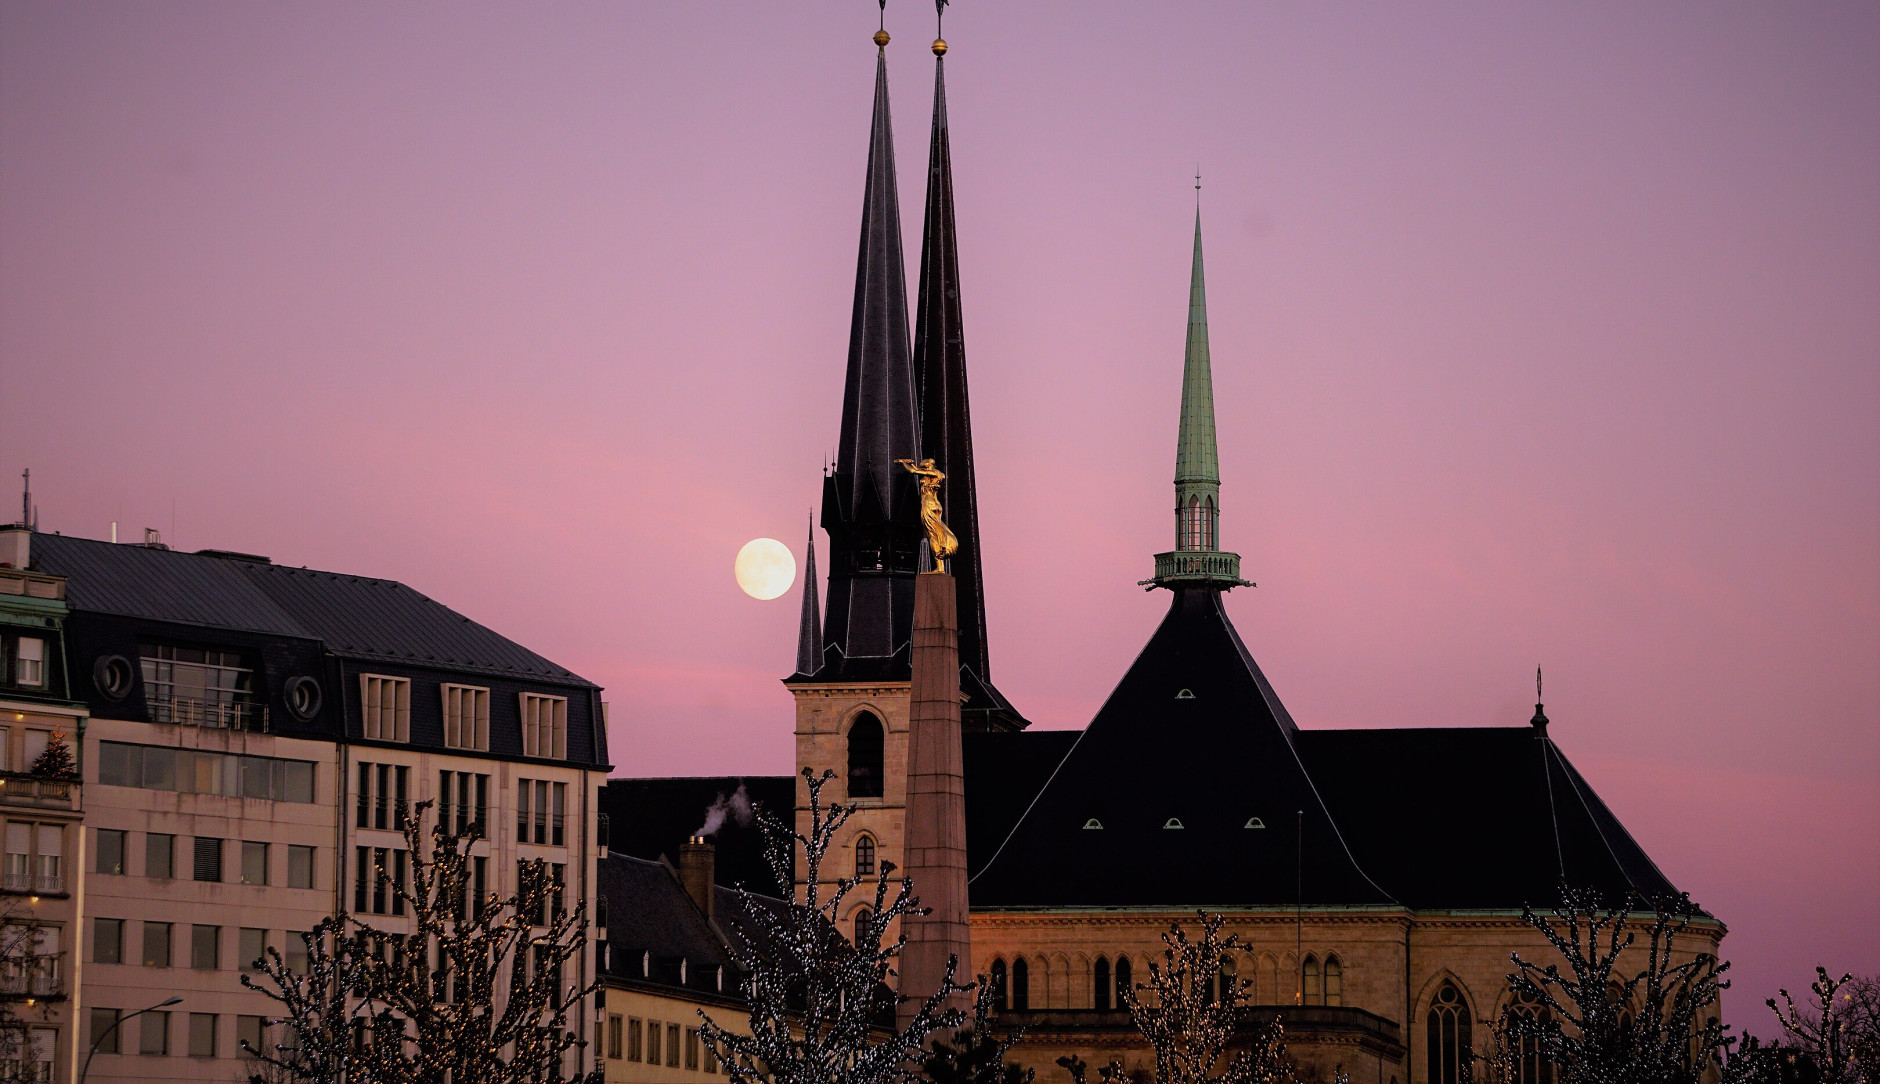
[734,538,797,600]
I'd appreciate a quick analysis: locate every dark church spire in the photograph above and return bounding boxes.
[796,516,822,676]
[913,38,990,683]
[811,21,926,668]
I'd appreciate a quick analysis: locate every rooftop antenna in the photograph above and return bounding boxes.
[19,469,29,528]
[1531,665,1550,732]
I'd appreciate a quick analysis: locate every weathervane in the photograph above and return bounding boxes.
[897,458,958,573]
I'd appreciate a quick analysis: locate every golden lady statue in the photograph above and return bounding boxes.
[897,457,958,573]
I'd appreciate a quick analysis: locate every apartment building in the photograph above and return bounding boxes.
[0,531,85,1084]
[16,528,609,1082]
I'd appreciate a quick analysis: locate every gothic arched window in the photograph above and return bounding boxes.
[1205,496,1217,548]
[1303,955,1322,1005]
[1427,982,1473,1084]
[1012,957,1031,1011]
[1182,496,1205,551]
[1508,988,1555,1084]
[1323,956,1342,1007]
[847,713,884,798]
[1220,955,1239,1004]
[854,835,876,877]
[1114,956,1132,1008]
[990,958,1008,1011]
[852,909,871,946]
[1094,957,1112,1010]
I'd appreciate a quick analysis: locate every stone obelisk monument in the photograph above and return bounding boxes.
[897,460,972,1028]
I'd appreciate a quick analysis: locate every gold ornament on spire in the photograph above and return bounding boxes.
[897,458,958,573]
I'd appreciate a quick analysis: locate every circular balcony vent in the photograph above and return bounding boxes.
[92,655,134,701]
[284,675,323,721]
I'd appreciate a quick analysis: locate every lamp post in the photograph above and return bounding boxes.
[80,994,181,1084]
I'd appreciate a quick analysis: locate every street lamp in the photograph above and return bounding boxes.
[80,994,182,1084]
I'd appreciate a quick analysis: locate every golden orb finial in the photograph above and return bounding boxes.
[932,38,947,55]
[874,29,891,47]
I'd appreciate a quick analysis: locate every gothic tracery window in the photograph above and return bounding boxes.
[846,713,884,799]
[1427,982,1473,1084]
[1303,955,1322,1005]
[1114,956,1132,1008]
[1323,955,1342,1007]
[1012,957,1030,1011]
[1508,988,1555,1084]
[1094,956,1112,1010]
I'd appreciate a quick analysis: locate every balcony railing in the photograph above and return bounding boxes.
[0,774,74,810]
[0,871,60,895]
[1148,549,1251,588]
[0,953,66,999]
[0,571,63,601]
[149,696,268,732]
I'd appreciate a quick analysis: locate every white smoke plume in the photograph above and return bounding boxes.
[695,782,754,838]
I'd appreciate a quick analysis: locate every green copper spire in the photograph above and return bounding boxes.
[1146,202,1251,591]
[1173,210,1218,495]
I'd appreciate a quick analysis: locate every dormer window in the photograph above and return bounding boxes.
[1244,817,1265,829]
[141,643,260,730]
[1164,818,1184,830]
[12,638,44,689]
[1083,818,1103,830]
[521,693,568,759]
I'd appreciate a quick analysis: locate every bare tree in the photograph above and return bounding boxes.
[925,981,1036,1084]
[241,800,601,1084]
[698,767,970,1084]
[1059,912,1301,1084]
[1759,967,1867,1084]
[1499,885,1730,1084]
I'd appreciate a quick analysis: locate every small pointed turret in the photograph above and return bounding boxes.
[1148,200,1251,590]
[795,517,823,677]
[812,24,925,667]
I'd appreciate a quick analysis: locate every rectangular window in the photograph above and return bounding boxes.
[236,1015,265,1058]
[645,1019,659,1065]
[284,932,309,974]
[93,917,124,964]
[354,847,370,912]
[90,1007,121,1055]
[520,693,568,759]
[98,741,314,802]
[35,824,61,892]
[146,832,174,878]
[96,828,127,875]
[551,863,566,919]
[360,674,411,742]
[141,1010,170,1055]
[442,684,491,751]
[517,779,531,842]
[139,643,258,729]
[241,841,268,885]
[392,849,408,916]
[15,638,44,688]
[375,764,389,829]
[395,765,409,828]
[552,782,566,846]
[535,780,548,844]
[667,1023,681,1067]
[372,848,388,914]
[194,836,222,882]
[4,823,27,893]
[356,763,371,828]
[143,922,172,967]
[191,924,219,970]
[472,856,487,919]
[29,926,59,996]
[607,1014,623,1060]
[189,1012,217,1057]
[686,1027,701,1069]
[628,1018,643,1062]
[0,727,8,772]
[239,928,268,971]
[27,1027,52,1079]
[287,845,315,889]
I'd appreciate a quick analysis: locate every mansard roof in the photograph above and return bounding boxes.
[30,532,590,685]
[967,588,1393,908]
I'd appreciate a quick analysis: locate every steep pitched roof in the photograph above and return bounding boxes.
[962,729,1079,876]
[1296,727,1684,910]
[967,588,1392,908]
[30,532,590,684]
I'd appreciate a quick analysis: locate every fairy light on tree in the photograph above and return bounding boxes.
[698,767,975,1084]
[1496,885,1730,1084]
[240,799,601,1083]
[1058,911,1307,1084]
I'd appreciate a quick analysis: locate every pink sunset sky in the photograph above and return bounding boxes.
[2,2,1874,1028]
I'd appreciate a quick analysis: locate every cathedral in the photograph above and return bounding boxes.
[610,17,1724,1084]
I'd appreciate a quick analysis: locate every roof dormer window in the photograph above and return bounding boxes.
[1164,818,1184,830]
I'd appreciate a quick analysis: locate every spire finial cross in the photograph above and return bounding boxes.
[1537,665,1543,702]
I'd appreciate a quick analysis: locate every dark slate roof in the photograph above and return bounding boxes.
[598,853,789,997]
[29,533,590,684]
[603,777,797,898]
[1297,726,1684,910]
[962,729,1078,876]
[967,588,1392,908]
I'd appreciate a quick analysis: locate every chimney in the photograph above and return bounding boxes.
[678,836,715,923]
[0,528,26,571]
